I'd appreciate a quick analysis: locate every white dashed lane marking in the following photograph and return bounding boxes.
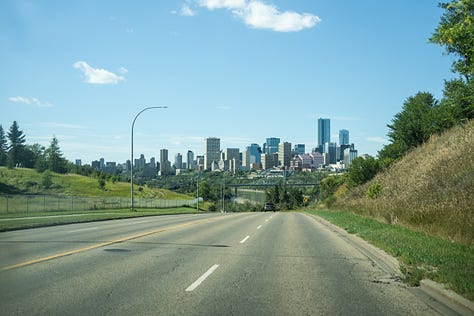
[186,264,220,292]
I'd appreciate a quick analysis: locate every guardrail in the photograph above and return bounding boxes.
[0,195,199,215]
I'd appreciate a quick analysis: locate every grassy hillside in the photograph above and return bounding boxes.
[0,167,192,200]
[334,120,474,245]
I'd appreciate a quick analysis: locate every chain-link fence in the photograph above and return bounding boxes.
[0,195,199,215]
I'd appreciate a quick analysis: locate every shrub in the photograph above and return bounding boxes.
[348,156,381,186]
[366,182,382,199]
[42,171,53,189]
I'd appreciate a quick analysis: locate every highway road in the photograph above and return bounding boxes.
[0,212,442,315]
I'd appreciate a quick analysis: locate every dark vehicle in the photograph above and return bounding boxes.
[264,202,276,212]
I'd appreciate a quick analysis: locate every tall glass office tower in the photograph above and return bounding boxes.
[265,137,280,154]
[318,118,330,151]
[339,129,349,145]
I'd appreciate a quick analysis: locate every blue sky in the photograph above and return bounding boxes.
[1,0,455,164]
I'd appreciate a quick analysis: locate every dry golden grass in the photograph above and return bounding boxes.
[335,120,474,245]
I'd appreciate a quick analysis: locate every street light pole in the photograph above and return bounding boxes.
[130,106,167,210]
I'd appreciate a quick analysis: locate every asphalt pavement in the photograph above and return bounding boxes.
[0,212,444,315]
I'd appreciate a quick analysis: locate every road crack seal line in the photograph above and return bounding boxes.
[0,215,230,272]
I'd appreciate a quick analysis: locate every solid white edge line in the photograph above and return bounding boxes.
[186,264,220,292]
[257,225,262,230]
[240,235,250,244]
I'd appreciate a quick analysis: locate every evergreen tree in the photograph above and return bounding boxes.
[7,121,26,168]
[45,136,67,173]
[0,125,7,166]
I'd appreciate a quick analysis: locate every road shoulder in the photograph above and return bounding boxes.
[304,212,474,316]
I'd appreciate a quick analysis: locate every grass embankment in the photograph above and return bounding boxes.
[0,207,204,232]
[0,167,190,199]
[334,121,474,245]
[0,167,206,230]
[307,209,474,301]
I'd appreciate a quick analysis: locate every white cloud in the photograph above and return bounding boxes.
[37,122,89,130]
[196,0,320,32]
[181,4,197,16]
[233,1,320,32]
[73,61,125,85]
[199,0,246,10]
[119,67,129,74]
[8,96,52,107]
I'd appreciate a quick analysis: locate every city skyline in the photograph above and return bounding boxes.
[84,118,355,170]
[1,1,454,163]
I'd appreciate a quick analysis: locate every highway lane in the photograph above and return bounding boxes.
[0,213,224,269]
[0,212,441,315]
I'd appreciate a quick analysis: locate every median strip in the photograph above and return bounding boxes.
[0,215,226,272]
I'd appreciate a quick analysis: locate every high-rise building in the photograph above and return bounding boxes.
[339,129,349,145]
[175,153,183,169]
[242,144,261,170]
[248,144,261,164]
[262,153,278,170]
[325,142,337,164]
[278,142,292,168]
[344,148,358,168]
[187,150,194,170]
[294,144,305,155]
[160,149,171,175]
[265,138,280,154]
[204,137,220,171]
[226,148,240,161]
[318,118,330,152]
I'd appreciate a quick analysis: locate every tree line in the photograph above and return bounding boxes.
[0,121,66,172]
[0,120,112,181]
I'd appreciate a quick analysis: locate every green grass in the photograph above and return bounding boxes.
[0,167,192,199]
[0,207,204,232]
[307,209,474,301]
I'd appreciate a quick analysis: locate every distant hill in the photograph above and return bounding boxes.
[334,120,474,245]
[0,167,192,200]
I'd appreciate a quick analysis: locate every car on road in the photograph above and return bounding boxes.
[264,202,276,212]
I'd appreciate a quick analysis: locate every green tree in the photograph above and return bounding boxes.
[7,121,26,168]
[348,156,381,186]
[23,144,45,169]
[430,0,474,82]
[198,180,218,202]
[439,79,474,122]
[386,92,438,158]
[0,125,7,166]
[42,170,53,189]
[318,174,346,201]
[33,144,48,172]
[45,137,67,173]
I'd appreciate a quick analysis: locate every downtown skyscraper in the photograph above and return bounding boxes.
[317,118,330,152]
